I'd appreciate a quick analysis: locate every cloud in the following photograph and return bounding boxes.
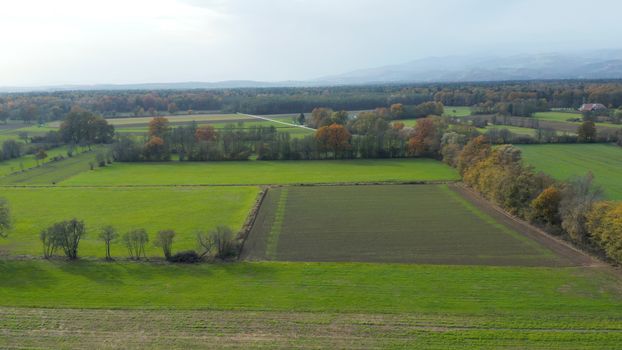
[0,0,621,86]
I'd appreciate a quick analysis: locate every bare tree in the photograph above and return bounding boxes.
[40,228,58,258]
[196,231,215,258]
[122,229,149,260]
[154,229,175,260]
[212,226,237,260]
[99,225,117,260]
[39,219,86,259]
[196,226,238,260]
[560,173,603,242]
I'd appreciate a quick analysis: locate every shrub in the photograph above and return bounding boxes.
[168,250,201,263]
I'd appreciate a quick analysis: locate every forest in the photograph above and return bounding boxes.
[2,80,622,123]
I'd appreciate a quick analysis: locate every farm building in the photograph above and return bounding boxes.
[579,103,607,112]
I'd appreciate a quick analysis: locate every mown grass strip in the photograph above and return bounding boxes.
[265,188,288,259]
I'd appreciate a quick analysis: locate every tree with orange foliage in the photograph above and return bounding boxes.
[315,123,351,159]
[390,103,404,119]
[148,117,171,139]
[407,117,443,157]
[143,136,169,161]
[456,135,491,175]
[392,122,405,131]
[195,125,217,142]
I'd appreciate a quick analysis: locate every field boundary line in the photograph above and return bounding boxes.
[0,180,460,189]
[237,187,269,258]
[237,112,316,131]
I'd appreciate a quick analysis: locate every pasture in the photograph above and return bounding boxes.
[61,158,460,186]
[0,186,258,258]
[0,146,72,177]
[0,147,104,185]
[71,113,250,127]
[1,260,621,348]
[478,125,538,136]
[443,105,472,117]
[519,143,622,200]
[243,184,571,265]
[534,111,582,122]
[114,119,314,138]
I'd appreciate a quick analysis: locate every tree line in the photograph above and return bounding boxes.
[3,80,622,123]
[38,218,240,262]
[442,134,622,265]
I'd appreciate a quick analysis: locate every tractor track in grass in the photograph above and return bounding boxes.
[2,307,622,349]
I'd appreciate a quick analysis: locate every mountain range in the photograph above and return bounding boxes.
[3,50,622,92]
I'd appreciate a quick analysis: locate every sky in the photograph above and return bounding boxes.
[1,0,621,86]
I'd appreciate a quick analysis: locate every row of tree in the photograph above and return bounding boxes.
[444,134,622,264]
[3,81,622,123]
[38,218,239,262]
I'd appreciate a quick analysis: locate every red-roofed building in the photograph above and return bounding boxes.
[579,103,607,112]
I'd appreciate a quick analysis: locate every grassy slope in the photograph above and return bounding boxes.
[0,146,72,177]
[61,159,460,186]
[519,144,622,200]
[246,185,563,265]
[0,186,258,257]
[0,148,104,185]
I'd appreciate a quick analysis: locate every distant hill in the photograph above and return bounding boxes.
[315,50,622,84]
[0,80,315,93]
[3,50,622,93]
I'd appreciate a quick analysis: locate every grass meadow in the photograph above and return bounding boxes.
[1,260,622,348]
[0,186,258,258]
[478,125,538,136]
[519,143,622,199]
[60,158,460,186]
[443,105,472,117]
[534,111,582,122]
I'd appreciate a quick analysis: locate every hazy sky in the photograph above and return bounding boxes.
[1,0,621,86]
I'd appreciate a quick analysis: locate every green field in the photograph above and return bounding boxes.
[0,146,77,178]
[244,185,567,265]
[0,147,106,185]
[478,125,538,136]
[114,119,314,138]
[443,106,472,117]
[519,144,622,200]
[534,111,582,122]
[1,124,621,347]
[60,159,460,186]
[1,260,621,348]
[0,186,258,258]
[535,112,622,129]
